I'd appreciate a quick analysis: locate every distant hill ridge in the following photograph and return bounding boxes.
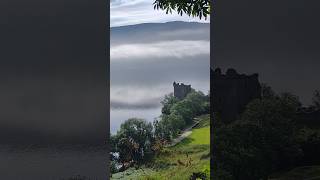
[111,21,209,29]
[110,21,210,45]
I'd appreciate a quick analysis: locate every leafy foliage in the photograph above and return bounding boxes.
[161,93,179,115]
[153,113,185,140]
[110,160,118,174]
[153,0,211,19]
[113,118,154,165]
[213,90,303,179]
[111,90,209,174]
[312,90,320,110]
[171,90,208,124]
[189,171,207,180]
[111,115,210,179]
[155,90,209,141]
[261,83,276,99]
[296,128,320,165]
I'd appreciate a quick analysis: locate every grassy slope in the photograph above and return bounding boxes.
[111,114,210,180]
[269,166,320,180]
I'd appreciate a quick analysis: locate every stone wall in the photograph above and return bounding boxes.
[173,82,192,100]
[212,68,262,123]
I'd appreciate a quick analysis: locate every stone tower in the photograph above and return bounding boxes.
[212,68,262,123]
[173,82,192,100]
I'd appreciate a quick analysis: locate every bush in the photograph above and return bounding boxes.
[110,89,210,171]
[115,118,154,164]
[161,93,179,115]
[110,160,118,174]
[213,92,303,179]
[296,128,320,165]
[155,90,209,141]
[189,172,207,180]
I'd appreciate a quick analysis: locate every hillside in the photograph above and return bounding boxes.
[111,114,210,180]
[269,166,320,180]
[110,21,210,45]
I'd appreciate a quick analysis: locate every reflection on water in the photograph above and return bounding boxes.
[0,145,107,180]
[110,108,161,134]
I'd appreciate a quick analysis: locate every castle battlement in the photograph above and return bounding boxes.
[214,68,259,80]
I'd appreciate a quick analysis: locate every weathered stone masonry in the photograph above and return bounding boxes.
[212,68,262,122]
[173,82,192,100]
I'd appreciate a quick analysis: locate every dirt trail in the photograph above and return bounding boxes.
[166,119,200,147]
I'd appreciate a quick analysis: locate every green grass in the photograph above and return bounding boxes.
[111,167,156,180]
[195,114,210,128]
[184,126,210,145]
[176,114,210,146]
[269,166,320,180]
[111,114,211,180]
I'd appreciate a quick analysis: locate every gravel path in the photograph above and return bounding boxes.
[166,119,200,147]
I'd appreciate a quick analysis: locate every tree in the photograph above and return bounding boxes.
[161,93,179,115]
[213,92,303,179]
[170,90,207,124]
[156,90,209,141]
[312,90,320,110]
[110,160,118,174]
[168,112,185,134]
[117,137,136,166]
[296,127,320,165]
[110,133,117,152]
[154,113,185,140]
[116,118,154,164]
[184,90,207,116]
[163,113,185,137]
[261,83,276,99]
[154,118,171,140]
[171,100,194,124]
[153,0,211,19]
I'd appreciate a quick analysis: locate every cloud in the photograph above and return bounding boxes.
[110,79,209,110]
[110,40,210,60]
[110,23,210,111]
[110,22,210,133]
[110,22,210,46]
[110,85,169,109]
[110,0,209,27]
[111,99,161,110]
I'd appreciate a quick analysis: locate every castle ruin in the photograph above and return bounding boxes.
[212,68,262,123]
[173,82,192,100]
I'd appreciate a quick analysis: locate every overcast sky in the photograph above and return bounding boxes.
[110,0,210,133]
[110,0,209,27]
[110,22,210,133]
[214,0,320,105]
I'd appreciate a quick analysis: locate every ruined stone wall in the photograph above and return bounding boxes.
[212,68,262,123]
[173,82,192,100]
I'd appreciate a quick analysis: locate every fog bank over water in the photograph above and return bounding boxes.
[110,22,210,133]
